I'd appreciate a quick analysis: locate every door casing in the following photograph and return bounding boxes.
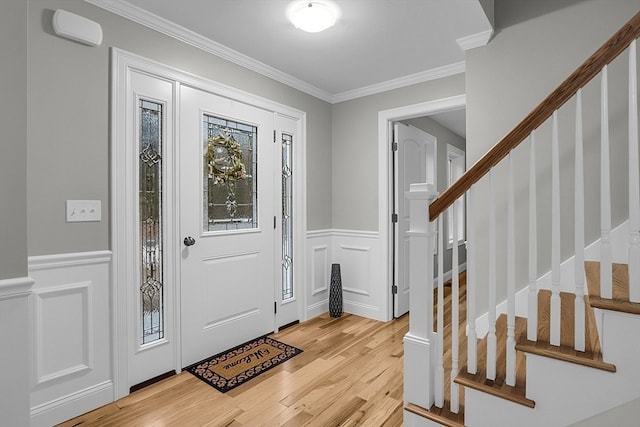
[377,95,466,321]
[111,48,307,399]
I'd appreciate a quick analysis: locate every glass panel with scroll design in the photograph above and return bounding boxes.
[282,133,293,300]
[203,114,257,231]
[139,99,164,345]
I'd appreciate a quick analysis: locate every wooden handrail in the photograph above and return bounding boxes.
[429,11,640,221]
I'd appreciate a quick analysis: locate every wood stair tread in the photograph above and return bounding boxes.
[405,402,465,427]
[585,261,640,315]
[515,289,616,372]
[455,314,534,408]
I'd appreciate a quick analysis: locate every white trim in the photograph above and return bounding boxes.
[332,62,465,104]
[331,229,379,239]
[33,282,94,386]
[311,245,329,296]
[0,276,34,299]
[433,262,467,287]
[87,0,333,102]
[307,229,379,239]
[28,250,112,271]
[111,48,308,399]
[456,29,494,51]
[85,0,466,104]
[306,229,334,239]
[30,380,113,427]
[378,95,467,321]
[306,299,329,318]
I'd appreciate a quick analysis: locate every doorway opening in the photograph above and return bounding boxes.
[377,95,466,320]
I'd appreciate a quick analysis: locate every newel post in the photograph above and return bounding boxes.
[403,183,438,409]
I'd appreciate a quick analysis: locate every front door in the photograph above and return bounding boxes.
[393,122,437,317]
[180,86,277,367]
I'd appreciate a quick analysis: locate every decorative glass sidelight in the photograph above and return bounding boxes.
[139,99,165,345]
[282,133,293,300]
[203,114,257,231]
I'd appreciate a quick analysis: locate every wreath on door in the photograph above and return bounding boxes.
[205,133,247,217]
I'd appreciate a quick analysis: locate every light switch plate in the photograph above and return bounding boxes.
[66,200,101,222]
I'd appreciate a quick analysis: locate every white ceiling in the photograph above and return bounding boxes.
[92,0,493,105]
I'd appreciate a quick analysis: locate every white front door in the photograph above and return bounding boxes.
[393,122,437,317]
[179,86,277,367]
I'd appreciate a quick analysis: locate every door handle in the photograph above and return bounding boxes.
[183,236,196,247]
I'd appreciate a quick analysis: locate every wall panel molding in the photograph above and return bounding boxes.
[311,245,329,296]
[33,281,93,385]
[306,229,385,321]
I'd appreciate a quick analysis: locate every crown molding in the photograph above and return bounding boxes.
[85,0,334,102]
[86,0,467,104]
[456,29,494,51]
[331,62,465,104]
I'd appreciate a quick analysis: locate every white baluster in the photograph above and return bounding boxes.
[575,89,586,352]
[451,203,459,413]
[435,216,445,408]
[629,40,640,303]
[487,169,497,380]
[467,187,477,375]
[528,131,538,342]
[601,65,613,299]
[551,111,561,347]
[506,152,516,385]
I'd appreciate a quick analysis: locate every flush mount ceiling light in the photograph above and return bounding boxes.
[287,1,339,33]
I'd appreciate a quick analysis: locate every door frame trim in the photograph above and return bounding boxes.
[111,48,307,399]
[377,95,465,321]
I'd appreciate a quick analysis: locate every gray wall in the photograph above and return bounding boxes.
[402,116,468,274]
[466,0,639,313]
[0,0,28,279]
[26,0,333,256]
[331,74,466,231]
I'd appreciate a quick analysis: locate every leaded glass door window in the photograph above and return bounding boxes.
[139,99,165,345]
[282,133,294,301]
[203,115,257,232]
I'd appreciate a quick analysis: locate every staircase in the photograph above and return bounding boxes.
[403,12,640,427]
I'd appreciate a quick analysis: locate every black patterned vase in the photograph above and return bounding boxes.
[329,263,343,318]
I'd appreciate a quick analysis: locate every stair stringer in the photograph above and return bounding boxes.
[464,308,640,427]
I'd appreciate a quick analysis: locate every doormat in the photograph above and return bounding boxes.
[185,336,303,393]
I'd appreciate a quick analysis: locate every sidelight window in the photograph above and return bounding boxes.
[139,99,165,345]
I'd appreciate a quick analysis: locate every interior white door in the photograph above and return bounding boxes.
[180,86,276,367]
[393,122,437,317]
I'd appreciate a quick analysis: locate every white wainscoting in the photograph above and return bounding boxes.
[29,251,113,427]
[0,276,34,427]
[306,229,386,321]
[306,230,332,318]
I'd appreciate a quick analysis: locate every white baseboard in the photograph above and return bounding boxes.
[306,299,329,319]
[433,262,467,287]
[31,380,113,427]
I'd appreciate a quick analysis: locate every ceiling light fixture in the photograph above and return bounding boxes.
[287,1,339,33]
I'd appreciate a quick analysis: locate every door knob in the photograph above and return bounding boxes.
[183,236,196,247]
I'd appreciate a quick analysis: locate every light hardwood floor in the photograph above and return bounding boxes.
[58,313,408,427]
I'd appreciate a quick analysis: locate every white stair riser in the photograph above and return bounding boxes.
[464,309,640,427]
